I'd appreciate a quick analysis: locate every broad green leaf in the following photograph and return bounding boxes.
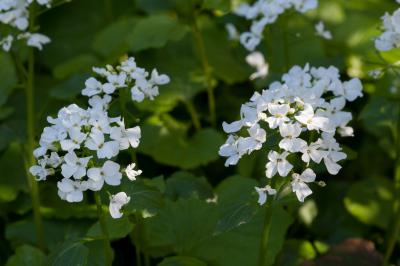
[127,14,189,52]
[158,256,207,266]
[0,52,18,107]
[6,219,93,250]
[344,177,395,229]
[191,205,293,266]
[0,142,27,202]
[87,215,134,240]
[141,198,219,256]
[202,20,251,84]
[50,74,91,100]
[134,37,204,113]
[121,178,164,217]
[53,54,99,79]
[39,0,106,68]
[6,245,46,266]
[360,96,399,138]
[214,176,259,233]
[47,240,89,266]
[93,17,138,59]
[165,171,214,200]
[138,124,224,169]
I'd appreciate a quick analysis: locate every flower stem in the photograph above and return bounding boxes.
[383,108,400,266]
[94,192,112,266]
[25,3,45,251]
[258,201,273,266]
[183,100,202,131]
[191,16,216,127]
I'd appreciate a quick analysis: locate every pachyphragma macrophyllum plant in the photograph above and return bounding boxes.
[0,0,52,52]
[375,2,400,51]
[219,64,363,204]
[29,57,170,219]
[225,0,318,51]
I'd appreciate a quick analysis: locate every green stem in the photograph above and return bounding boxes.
[383,110,400,266]
[25,3,45,251]
[183,100,202,131]
[258,201,273,266]
[191,16,216,127]
[94,192,112,266]
[136,244,142,266]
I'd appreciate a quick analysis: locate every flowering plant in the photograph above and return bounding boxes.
[219,64,363,203]
[29,57,170,218]
[0,0,52,51]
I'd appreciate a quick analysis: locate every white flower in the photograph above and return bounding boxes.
[125,163,142,181]
[295,104,330,132]
[29,163,54,181]
[87,160,122,186]
[219,135,241,166]
[255,185,276,205]
[226,23,239,40]
[266,151,293,178]
[61,151,91,179]
[82,77,103,97]
[246,51,269,80]
[85,129,120,159]
[57,178,84,203]
[300,141,327,164]
[109,192,130,219]
[233,0,319,50]
[291,168,316,202]
[18,33,51,50]
[266,103,291,129]
[315,21,332,40]
[0,35,13,51]
[60,128,87,151]
[110,121,141,150]
[279,123,307,152]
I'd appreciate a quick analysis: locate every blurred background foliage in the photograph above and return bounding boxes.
[1,0,400,265]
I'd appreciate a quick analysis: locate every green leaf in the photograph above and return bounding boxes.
[190,205,293,266]
[6,219,93,250]
[6,245,46,266]
[344,177,395,229]
[165,171,214,200]
[50,74,91,100]
[214,176,259,234]
[141,198,219,256]
[138,124,224,169]
[0,52,18,107]
[127,14,189,52]
[134,37,204,113]
[87,215,134,240]
[92,17,138,59]
[360,96,399,138]
[158,256,207,266]
[53,54,99,79]
[0,142,27,203]
[47,240,89,266]
[121,179,165,217]
[202,21,251,84]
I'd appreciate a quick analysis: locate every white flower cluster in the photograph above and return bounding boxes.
[219,64,363,203]
[29,57,170,218]
[231,0,318,51]
[0,0,51,52]
[375,7,400,51]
